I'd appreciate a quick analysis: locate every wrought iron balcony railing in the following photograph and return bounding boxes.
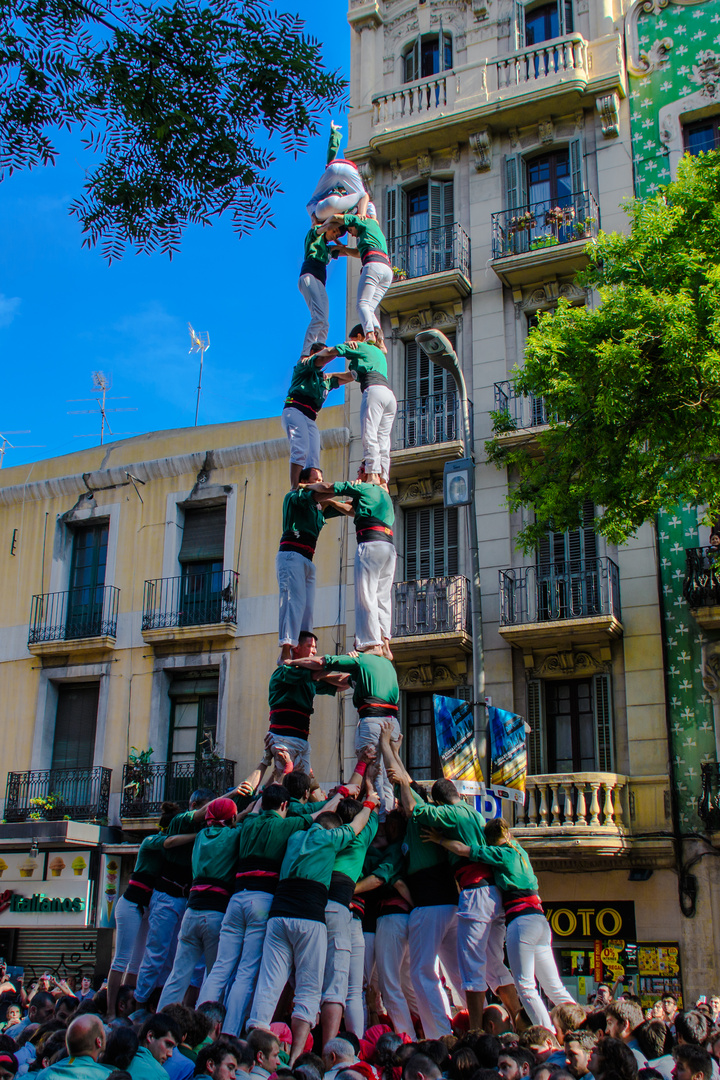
[683,547,720,609]
[699,762,720,831]
[393,576,471,638]
[5,767,112,823]
[393,391,472,452]
[491,192,599,260]
[28,585,120,645]
[120,758,236,818]
[499,557,621,626]
[493,381,549,430]
[388,222,470,282]
[142,569,238,631]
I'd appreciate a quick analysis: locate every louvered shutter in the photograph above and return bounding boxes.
[515,0,526,47]
[562,0,574,35]
[432,507,445,577]
[569,136,584,196]
[52,684,99,770]
[506,156,519,212]
[446,507,459,575]
[593,672,614,771]
[385,186,407,270]
[179,506,226,563]
[405,507,459,579]
[526,679,545,774]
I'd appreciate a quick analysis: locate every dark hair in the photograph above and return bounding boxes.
[185,1011,211,1049]
[308,343,325,355]
[594,1038,639,1080]
[497,1048,535,1073]
[107,1073,133,1080]
[285,773,312,800]
[337,798,362,824]
[634,1022,673,1060]
[101,1027,139,1071]
[673,1046,713,1080]
[189,789,216,807]
[261,784,291,812]
[449,1048,480,1080]
[585,1013,608,1035]
[139,1015,182,1046]
[196,1039,240,1075]
[348,325,365,339]
[564,1033,598,1054]
[53,996,76,1016]
[432,779,459,805]
[314,811,342,829]
[29,993,55,1015]
[467,1035,502,1069]
[29,1032,67,1071]
[225,1039,254,1071]
[247,1029,280,1059]
[675,1013,710,1047]
[469,1070,503,1080]
[404,1054,442,1080]
[385,810,407,843]
[160,1004,194,1042]
[116,987,136,1014]
[196,1002,226,1027]
[298,631,319,643]
[294,1053,325,1074]
[159,802,181,829]
[342,1033,361,1056]
[607,1002,644,1035]
[375,1034,403,1067]
[417,1042,450,1069]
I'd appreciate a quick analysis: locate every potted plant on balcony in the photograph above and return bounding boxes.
[572,216,596,239]
[530,234,560,250]
[392,266,408,282]
[28,792,68,821]
[122,746,154,814]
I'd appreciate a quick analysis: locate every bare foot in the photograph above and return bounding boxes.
[382,637,394,661]
[278,644,293,665]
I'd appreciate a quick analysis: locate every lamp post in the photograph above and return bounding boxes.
[415,329,486,766]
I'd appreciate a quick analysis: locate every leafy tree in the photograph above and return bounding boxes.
[486,150,720,551]
[0,0,346,259]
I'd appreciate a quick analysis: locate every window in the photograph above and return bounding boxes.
[526,673,613,773]
[404,691,441,781]
[67,523,108,638]
[168,674,219,763]
[403,33,453,82]
[386,180,454,277]
[399,338,458,447]
[536,500,599,619]
[516,0,573,48]
[405,505,459,580]
[52,683,99,770]
[179,505,226,626]
[504,141,584,253]
[684,116,720,155]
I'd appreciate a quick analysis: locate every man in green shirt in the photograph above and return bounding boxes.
[281,356,352,490]
[129,1015,183,1080]
[313,328,397,483]
[39,1016,112,1080]
[321,215,392,346]
[247,786,380,1065]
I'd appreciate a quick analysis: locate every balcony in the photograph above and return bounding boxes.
[120,758,236,822]
[498,557,623,650]
[391,576,472,660]
[683,547,720,630]
[381,223,471,314]
[492,381,550,451]
[356,34,623,158]
[5,767,112,823]
[142,569,239,647]
[391,391,471,479]
[27,585,120,656]
[490,193,599,287]
[509,772,673,869]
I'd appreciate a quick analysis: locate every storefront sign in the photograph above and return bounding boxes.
[544,901,636,940]
[638,941,683,1008]
[0,880,91,927]
[0,850,90,883]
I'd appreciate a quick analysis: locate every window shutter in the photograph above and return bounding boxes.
[526,679,544,774]
[52,684,99,770]
[385,185,407,268]
[562,0,574,34]
[593,672,614,771]
[405,507,458,579]
[432,506,445,577]
[179,506,226,563]
[446,507,459,575]
[569,136,584,196]
[405,339,420,401]
[515,0,526,48]
[405,511,418,579]
[418,509,432,578]
[505,156,518,212]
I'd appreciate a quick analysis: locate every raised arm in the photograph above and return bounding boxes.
[286,655,328,672]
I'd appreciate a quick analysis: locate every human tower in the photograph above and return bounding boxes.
[108,127,576,1066]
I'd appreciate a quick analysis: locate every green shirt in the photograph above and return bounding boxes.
[268,665,335,716]
[304,226,330,265]
[280,488,327,542]
[467,840,538,894]
[164,809,203,868]
[370,840,404,886]
[191,824,240,885]
[327,127,342,164]
[236,810,306,866]
[335,341,388,390]
[411,800,487,869]
[40,1058,112,1080]
[323,652,399,710]
[132,833,166,876]
[287,796,330,818]
[128,1049,167,1080]
[332,481,394,530]
[333,813,379,881]
[404,809,448,876]
[280,822,358,887]
[342,214,388,257]
[285,359,339,414]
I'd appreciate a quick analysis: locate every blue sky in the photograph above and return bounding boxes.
[0,2,351,471]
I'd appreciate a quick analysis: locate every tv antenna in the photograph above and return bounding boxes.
[189,324,210,426]
[0,431,45,469]
[68,371,138,445]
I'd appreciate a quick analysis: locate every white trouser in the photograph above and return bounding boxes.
[276,550,316,646]
[280,406,321,469]
[322,901,353,1005]
[198,890,274,1035]
[298,274,330,356]
[311,193,378,221]
[408,904,464,1038]
[266,733,311,774]
[354,541,396,649]
[110,896,150,974]
[505,913,574,1027]
[375,913,416,1037]
[457,885,513,992]
[135,891,186,1003]
[357,261,393,336]
[354,716,400,815]
[360,385,397,479]
[158,907,225,1009]
[249,916,327,1026]
[345,916,365,1034]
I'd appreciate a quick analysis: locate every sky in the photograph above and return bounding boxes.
[0,2,351,472]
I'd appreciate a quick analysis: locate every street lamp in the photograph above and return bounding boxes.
[415,329,486,768]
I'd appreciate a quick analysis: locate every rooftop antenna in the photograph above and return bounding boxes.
[189,323,210,426]
[68,371,138,445]
[0,431,45,468]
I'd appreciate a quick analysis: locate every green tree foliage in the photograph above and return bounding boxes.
[0,0,346,259]
[486,151,720,551]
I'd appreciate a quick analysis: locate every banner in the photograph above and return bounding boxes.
[433,695,484,787]
[488,704,527,805]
